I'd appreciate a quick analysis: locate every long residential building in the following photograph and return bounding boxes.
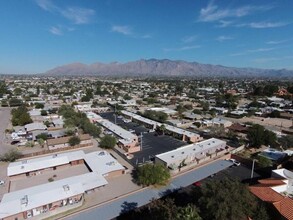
[121,110,203,143]
[97,118,140,153]
[155,138,226,170]
[1,150,125,220]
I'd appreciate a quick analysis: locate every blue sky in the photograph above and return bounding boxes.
[0,0,292,74]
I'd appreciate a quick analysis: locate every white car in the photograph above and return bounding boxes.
[227,159,241,166]
[0,180,5,185]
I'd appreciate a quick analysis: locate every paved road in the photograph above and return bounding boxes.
[0,107,13,154]
[66,160,233,220]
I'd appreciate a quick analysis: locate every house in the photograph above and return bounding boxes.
[24,123,47,133]
[211,118,232,128]
[250,169,293,220]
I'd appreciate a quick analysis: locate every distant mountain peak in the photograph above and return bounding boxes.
[44,59,292,78]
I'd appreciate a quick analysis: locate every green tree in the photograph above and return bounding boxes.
[198,178,268,220]
[36,133,48,140]
[68,136,81,146]
[0,149,22,162]
[9,98,23,107]
[25,141,35,148]
[201,101,209,112]
[278,135,293,150]
[257,155,272,168]
[82,121,101,137]
[263,129,277,147]
[247,124,265,148]
[11,106,32,126]
[35,103,44,109]
[269,110,280,118]
[37,138,45,148]
[136,163,170,186]
[99,135,117,149]
[41,110,47,116]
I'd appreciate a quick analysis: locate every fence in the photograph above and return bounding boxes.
[20,143,93,159]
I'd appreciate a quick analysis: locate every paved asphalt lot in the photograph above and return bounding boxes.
[100,112,186,166]
[66,160,234,220]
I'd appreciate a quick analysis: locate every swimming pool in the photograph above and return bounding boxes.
[259,149,286,161]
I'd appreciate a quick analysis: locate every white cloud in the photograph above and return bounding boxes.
[49,26,63,35]
[61,7,95,24]
[198,1,273,22]
[111,25,133,35]
[164,45,201,52]
[182,35,198,43]
[217,20,233,27]
[216,35,234,42]
[239,21,288,29]
[36,0,95,25]
[35,0,56,12]
[266,39,289,45]
[230,47,277,56]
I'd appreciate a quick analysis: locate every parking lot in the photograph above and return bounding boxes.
[100,112,186,166]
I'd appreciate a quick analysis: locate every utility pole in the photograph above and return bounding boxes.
[140,132,143,150]
[114,104,117,124]
[251,159,256,179]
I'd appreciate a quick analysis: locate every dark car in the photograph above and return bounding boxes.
[11,140,20,145]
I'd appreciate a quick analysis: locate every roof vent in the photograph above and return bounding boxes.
[63,185,70,191]
[20,195,28,207]
[98,151,105,156]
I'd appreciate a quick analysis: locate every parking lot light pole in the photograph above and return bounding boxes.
[251,159,255,179]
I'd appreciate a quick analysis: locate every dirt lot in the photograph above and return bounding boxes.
[9,164,89,192]
[239,116,292,129]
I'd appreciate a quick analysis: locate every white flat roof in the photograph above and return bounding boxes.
[24,122,47,132]
[98,119,137,141]
[84,151,125,176]
[8,151,86,176]
[156,138,226,165]
[121,110,200,138]
[0,172,107,219]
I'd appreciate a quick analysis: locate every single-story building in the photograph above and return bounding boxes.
[155,138,226,170]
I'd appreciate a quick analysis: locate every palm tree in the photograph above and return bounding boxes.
[176,204,201,220]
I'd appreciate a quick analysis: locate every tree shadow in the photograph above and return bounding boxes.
[119,201,138,215]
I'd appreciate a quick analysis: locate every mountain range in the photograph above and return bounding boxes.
[44,59,293,78]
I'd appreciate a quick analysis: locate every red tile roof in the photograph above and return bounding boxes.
[273,197,293,220]
[250,186,284,203]
[250,178,293,220]
[258,178,286,186]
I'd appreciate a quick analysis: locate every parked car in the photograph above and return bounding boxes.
[192,181,201,187]
[227,159,241,166]
[11,140,20,145]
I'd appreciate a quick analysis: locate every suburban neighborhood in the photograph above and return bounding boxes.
[0,77,291,220]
